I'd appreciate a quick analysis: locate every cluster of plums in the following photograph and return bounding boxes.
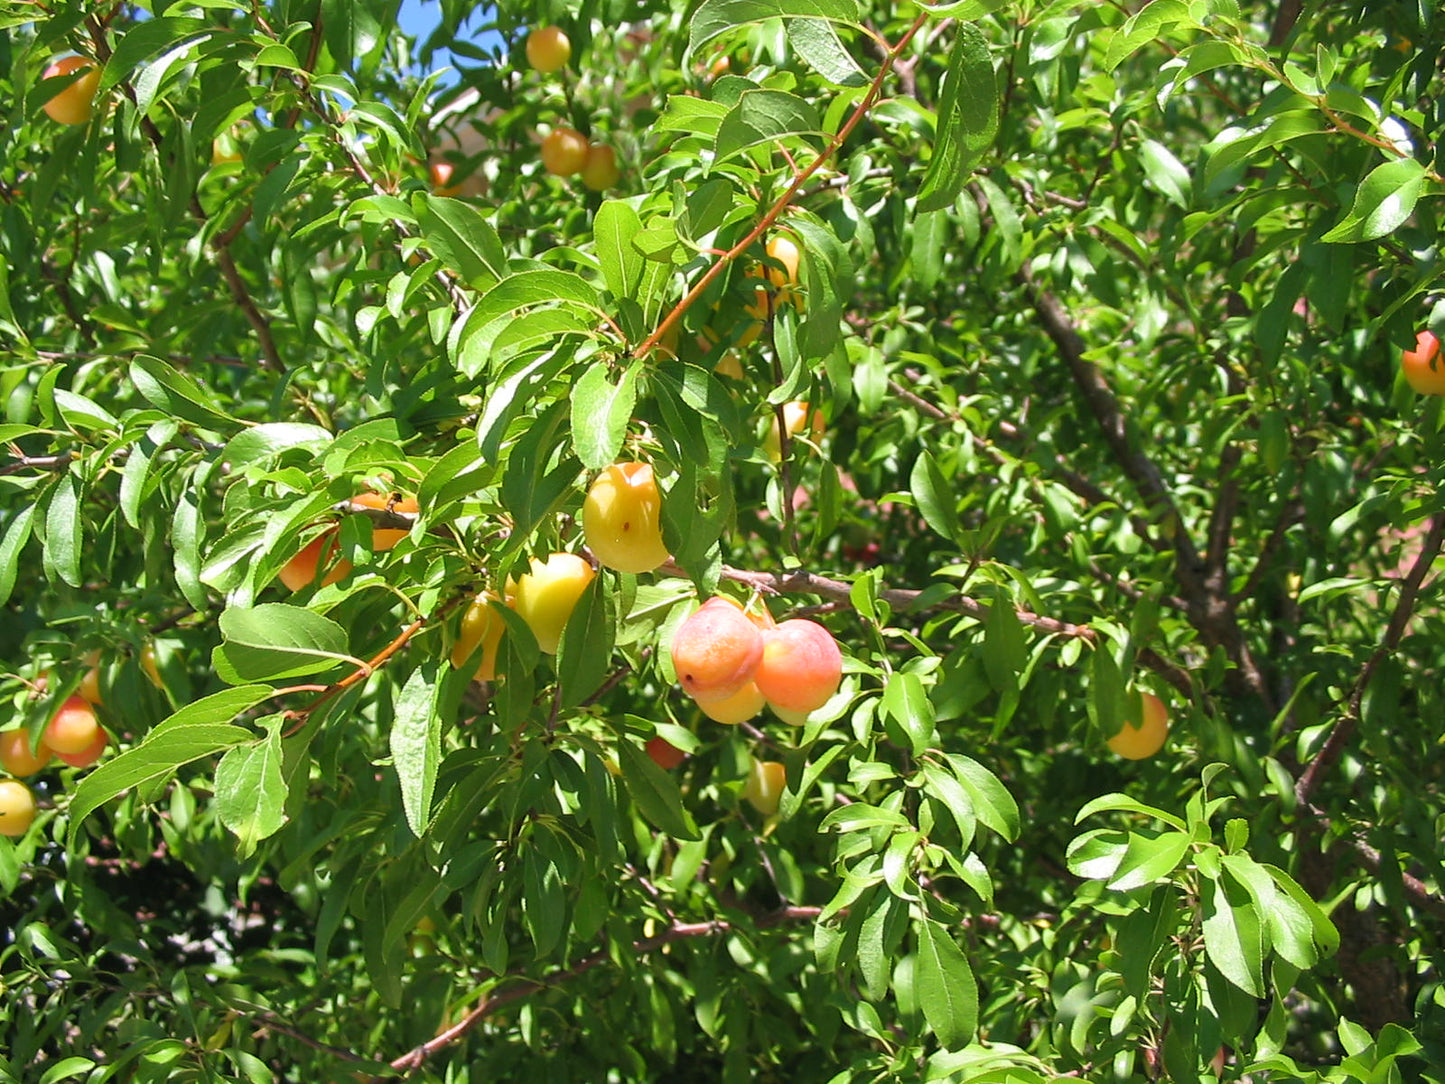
[0,655,124,838]
[525,27,620,191]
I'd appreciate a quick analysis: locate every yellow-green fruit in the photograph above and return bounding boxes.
[0,779,37,838]
[42,56,100,125]
[450,591,508,682]
[742,759,786,816]
[581,143,620,191]
[0,729,52,776]
[510,553,595,654]
[698,680,765,725]
[526,26,571,73]
[582,462,670,574]
[540,127,588,176]
[1106,692,1169,760]
[764,401,824,462]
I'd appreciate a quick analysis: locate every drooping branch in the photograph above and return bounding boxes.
[382,906,824,1076]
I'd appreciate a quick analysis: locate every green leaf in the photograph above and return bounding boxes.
[150,686,278,738]
[1201,867,1266,997]
[129,355,240,432]
[221,423,334,469]
[68,724,253,849]
[1107,830,1191,891]
[44,473,82,588]
[946,754,1020,841]
[716,89,823,162]
[98,16,210,91]
[786,18,868,87]
[214,717,288,856]
[615,732,701,840]
[471,270,604,326]
[1103,0,1196,73]
[570,361,640,470]
[212,604,350,684]
[881,671,934,755]
[690,0,862,51]
[594,200,645,303]
[982,597,1026,692]
[391,663,442,838]
[915,919,978,1049]
[1075,792,1188,831]
[1139,138,1192,208]
[557,576,617,709]
[417,195,505,289]
[917,23,998,214]
[0,503,36,606]
[1321,158,1426,243]
[909,450,960,543]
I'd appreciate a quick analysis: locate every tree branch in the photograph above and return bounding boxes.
[383,906,823,1076]
[1295,510,1445,807]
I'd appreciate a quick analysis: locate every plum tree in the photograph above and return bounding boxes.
[580,144,620,192]
[540,127,589,177]
[450,590,508,682]
[525,26,570,73]
[1105,691,1170,760]
[669,597,764,703]
[44,694,103,756]
[581,462,669,573]
[1401,329,1444,395]
[510,553,595,654]
[741,759,786,816]
[40,56,100,125]
[0,779,37,838]
[0,729,52,776]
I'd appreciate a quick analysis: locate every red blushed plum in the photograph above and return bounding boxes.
[754,619,842,720]
[670,597,763,704]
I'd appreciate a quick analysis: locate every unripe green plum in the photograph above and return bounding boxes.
[583,462,670,573]
[510,553,595,654]
[670,597,763,704]
[754,620,842,717]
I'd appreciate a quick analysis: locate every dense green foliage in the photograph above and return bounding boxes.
[1,0,1443,1080]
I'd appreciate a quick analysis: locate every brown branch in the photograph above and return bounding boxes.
[1295,510,1445,807]
[1268,0,1303,48]
[634,12,930,360]
[1299,802,1445,919]
[383,906,823,1076]
[85,19,288,375]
